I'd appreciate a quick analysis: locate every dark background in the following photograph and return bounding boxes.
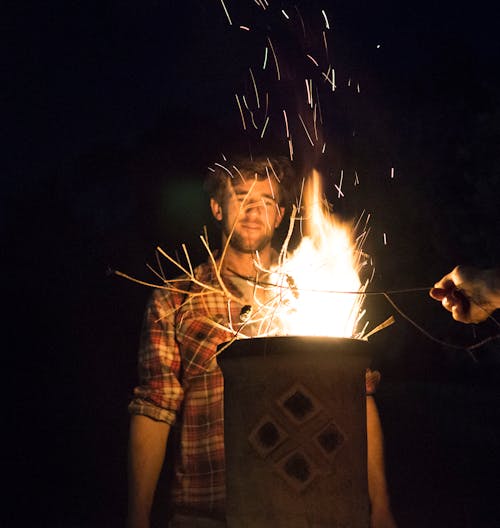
[4,1,500,526]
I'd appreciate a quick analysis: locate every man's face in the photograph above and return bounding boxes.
[211,177,284,254]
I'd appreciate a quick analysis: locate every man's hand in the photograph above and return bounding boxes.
[429,266,500,323]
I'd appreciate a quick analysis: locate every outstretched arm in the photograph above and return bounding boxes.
[429,266,500,323]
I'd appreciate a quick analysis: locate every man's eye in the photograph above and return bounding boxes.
[234,196,276,207]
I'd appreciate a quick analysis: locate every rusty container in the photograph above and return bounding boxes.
[217,336,371,528]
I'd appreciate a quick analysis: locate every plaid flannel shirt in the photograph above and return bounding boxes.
[129,260,380,517]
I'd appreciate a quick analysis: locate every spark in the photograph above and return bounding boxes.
[219,0,232,25]
[254,0,269,9]
[321,68,336,90]
[357,319,371,340]
[242,95,258,128]
[262,166,279,204]
[321,142,326,153]
[355,229,367,247]
[390,167,395,178]
[335,170,344,198]
[235,94,247,130]
[383,233,388,245]
[267,158,281,183]
[249,68,260,108]
[260,116,270,138]
[282,109,290,138]
[214,162,234,178]
[305,78,313,107]
[263,46,268,70]
[315,86,324,124]
[354,171,359,186]
[239,25,250,31]
[278,205,298,267]
[292,4,306,38]
[249,110,258,129]
[281,9,290,19]
[267,37,281,80]
[313,104,318,140]
[322,31,329,59]
[298,113,315,146]
[297,178,305,216]
[357,82,360,93]
[265,166,273,195]
[321,9,331,29]
[232,165,246,183]
[288,137,294,160]
[307,54,319,67]
[262,197,271,229]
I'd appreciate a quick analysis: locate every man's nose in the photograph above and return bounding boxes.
[244,201,264,214]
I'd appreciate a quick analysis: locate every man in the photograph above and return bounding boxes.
[430,265,500,323]
[127,156,397,528]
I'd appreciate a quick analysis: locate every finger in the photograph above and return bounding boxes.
[433,276,455,290]
[451,303,468,323]
[430,287,446,301]
[450,288,471,313]
[442,295,455,312]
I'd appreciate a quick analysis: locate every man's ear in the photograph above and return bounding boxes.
[210,198,223,221]
[274,206,285,228]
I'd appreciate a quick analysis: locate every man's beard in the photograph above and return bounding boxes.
[226,229,273,254]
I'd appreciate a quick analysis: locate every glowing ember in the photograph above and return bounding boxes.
[270,170,368,338]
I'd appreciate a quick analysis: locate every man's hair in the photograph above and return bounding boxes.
[204,155,295,207]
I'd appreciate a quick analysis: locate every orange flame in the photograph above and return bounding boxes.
[270,170,368,338]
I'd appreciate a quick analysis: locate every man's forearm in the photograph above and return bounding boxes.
[127,414,170,528]
[366,396,395,525]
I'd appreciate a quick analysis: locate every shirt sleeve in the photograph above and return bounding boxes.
[128,288,184,424]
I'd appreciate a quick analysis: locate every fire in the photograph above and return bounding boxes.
[269,170,368,338]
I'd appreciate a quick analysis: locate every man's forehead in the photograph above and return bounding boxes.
[229,177,278,196]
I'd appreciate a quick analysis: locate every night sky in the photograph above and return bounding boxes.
[4,1,500,527]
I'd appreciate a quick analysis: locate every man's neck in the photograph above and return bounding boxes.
[219,246,274,279]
